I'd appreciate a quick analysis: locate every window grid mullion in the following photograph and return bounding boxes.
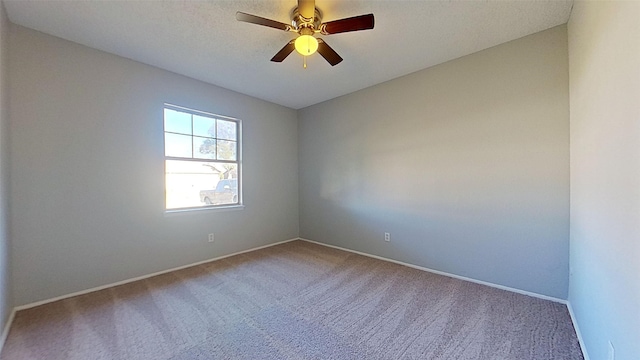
[214,119,218,161]
[164,156,238,165]
[190,114,195,158]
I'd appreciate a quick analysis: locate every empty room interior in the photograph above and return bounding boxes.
[0,0,637,359]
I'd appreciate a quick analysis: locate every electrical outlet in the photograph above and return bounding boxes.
[208,233,215,243]
[608,341,615,360]
[384,232,390,242]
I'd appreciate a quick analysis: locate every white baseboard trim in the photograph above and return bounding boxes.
[567,301,590,360]
[14,237,299,312]
[299,238,567,304]
[0,308,16,355]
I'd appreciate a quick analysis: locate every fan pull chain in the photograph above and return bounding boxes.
[303,56,307,69]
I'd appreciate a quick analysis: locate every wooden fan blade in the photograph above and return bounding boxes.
[317,39,343,66]
[321,14,374,35]
[298,0,316,20]
[236,12,291,31]
[271,40,296,62]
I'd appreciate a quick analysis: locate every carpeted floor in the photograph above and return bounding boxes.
[1,240,584,359]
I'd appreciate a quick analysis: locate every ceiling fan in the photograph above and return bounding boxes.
[236,0,374,68]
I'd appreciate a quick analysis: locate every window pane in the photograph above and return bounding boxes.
[217,120,237,141]
[193,114,216,138]
[165,160,221,209]
[166,160,239,209]
[164,109,192,135]
[217,140,237,160]
[193,136,216,159]
[165,133,192,158]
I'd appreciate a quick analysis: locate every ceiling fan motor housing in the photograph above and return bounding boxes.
[291,7,322,32]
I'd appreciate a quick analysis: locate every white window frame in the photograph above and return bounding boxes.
[163,103,242,212]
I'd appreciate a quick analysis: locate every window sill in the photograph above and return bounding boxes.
[164,204,245,217]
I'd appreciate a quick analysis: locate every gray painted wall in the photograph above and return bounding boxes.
[298,26,569,299]
[0,1,11,334]
[568,1,640,359]
[8,25,299,306]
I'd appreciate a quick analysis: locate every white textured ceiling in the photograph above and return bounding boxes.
[4,0,573,109]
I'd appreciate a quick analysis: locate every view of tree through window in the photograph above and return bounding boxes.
[164,105,241,210]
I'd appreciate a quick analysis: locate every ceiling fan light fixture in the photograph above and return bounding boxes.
[294,35,318,56]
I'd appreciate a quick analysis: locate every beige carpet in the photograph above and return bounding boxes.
[1,240,583,359]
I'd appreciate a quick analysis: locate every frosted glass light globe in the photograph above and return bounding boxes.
[295,35,318,56]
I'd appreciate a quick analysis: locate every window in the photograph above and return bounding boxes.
[164,104,241,210]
